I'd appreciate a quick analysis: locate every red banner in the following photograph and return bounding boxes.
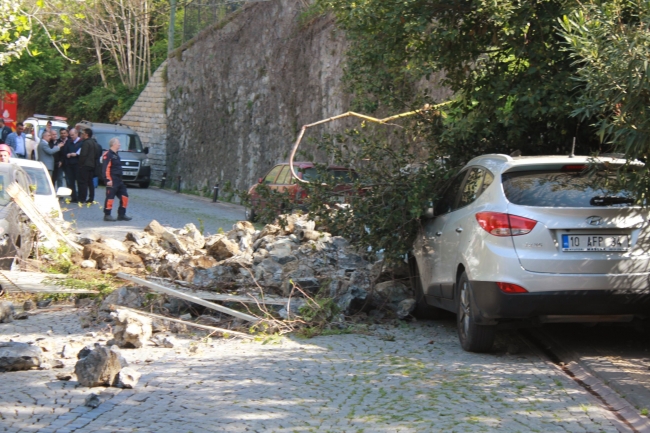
[1,93,18,130]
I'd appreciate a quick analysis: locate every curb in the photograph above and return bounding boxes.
[522,329,650,433]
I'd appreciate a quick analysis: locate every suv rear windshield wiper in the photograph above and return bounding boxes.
[589,195,636,206]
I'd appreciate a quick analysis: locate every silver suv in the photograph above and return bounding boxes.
[77,121,151,188]
[411,154,650,352]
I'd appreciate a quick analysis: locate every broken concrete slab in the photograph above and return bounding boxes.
[83,243,144,271]
[114,367,141,388]
[110,309,152,349]
[100,287,145,312]
[0,342,43,371]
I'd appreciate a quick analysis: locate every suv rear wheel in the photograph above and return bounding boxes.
[457,271,495,352]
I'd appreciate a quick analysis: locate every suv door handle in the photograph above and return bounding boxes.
[455,227,463,233]
[435,232,442,237]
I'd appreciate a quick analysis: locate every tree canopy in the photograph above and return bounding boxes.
[318,0,606,158]
[1,0,174,122]
[294,0,650,259]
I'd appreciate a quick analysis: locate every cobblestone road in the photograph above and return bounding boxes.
[0,309,629,433]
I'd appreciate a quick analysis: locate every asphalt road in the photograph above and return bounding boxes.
[67,186,246,240]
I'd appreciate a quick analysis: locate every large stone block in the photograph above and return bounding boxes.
[205,235,240,260]
[74,346,124,387]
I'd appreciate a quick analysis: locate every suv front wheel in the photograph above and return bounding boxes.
[457,271,495,353]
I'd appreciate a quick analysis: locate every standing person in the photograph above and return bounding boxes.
[0,119,11,144]
[5,122,27,158]
[0,144,12,163]
[50,129,66,188]
[42,121,53,140]
[63,128,81,202]
[102,137,132,221]
[24,125,38,160]
[37,130,64,179]
[78,128,100,203]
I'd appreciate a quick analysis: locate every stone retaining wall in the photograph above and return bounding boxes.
[164,0,350,194]
[120,61,168,182]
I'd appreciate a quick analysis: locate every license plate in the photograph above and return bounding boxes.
[123,170,137,175]
[561,234,630,252]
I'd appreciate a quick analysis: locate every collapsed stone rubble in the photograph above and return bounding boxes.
[0,215,417,384]
[79,214,416,319]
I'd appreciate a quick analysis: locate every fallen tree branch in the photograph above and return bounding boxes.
[116,306,253,339]
[288,101,452,183]
[6,182,81,252]
[116,272,260,323]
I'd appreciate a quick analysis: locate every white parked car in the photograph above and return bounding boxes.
[12,159,70,219]
[411,154,649,352]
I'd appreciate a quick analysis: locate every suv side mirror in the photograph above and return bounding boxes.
[143,147,149,154]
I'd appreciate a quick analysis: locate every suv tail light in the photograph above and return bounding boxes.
[475,212,537,236]
[497,282,528,293]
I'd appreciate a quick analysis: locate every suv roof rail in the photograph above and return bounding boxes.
[79,120,94,126]
[33,114,68,121]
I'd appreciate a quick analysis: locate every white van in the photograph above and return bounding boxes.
[23,114,69,159]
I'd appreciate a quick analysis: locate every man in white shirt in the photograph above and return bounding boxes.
[5,122,27,158]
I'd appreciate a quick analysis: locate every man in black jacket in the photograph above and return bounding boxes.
[63,128,81,202]
[102,137,131,222]
[78,128,100,203]
[0,119,11,144]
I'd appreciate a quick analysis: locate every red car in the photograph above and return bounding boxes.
[245,162,358,222]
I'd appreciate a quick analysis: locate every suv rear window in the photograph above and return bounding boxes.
[94,133,143,152]
[502,170,636,207]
